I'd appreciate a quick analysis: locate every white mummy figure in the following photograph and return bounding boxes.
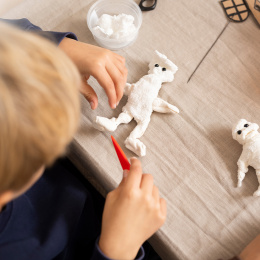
[94,50,179,157]
[232,119,260,197]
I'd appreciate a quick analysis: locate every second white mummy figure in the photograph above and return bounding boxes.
[94,50,179,157]
[232,119,260,197]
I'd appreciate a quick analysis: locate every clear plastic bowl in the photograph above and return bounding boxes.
[87,0,142,50]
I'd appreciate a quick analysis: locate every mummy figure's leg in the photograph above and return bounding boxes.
[95,111,133,132]
[125,119,150,157]
[253,170,260,197]
[237,170,246,188]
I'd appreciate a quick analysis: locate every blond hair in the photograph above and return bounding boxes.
[0,22,81,193]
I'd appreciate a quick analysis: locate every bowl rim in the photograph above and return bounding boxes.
[86,0,142,43]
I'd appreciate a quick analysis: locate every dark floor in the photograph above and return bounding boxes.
[59,157,162,260]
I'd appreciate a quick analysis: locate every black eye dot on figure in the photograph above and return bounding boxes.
[237,130,242,135]
[162,68,166,71]
[155,64,159,67]
[244,124,249,127]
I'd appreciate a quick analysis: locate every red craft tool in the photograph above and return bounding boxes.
[111,135,130,170]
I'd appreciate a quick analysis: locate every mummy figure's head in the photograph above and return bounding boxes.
[148,50,178,83]
[232,119,259,145]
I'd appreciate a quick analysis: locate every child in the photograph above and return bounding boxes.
[0,19,167,260]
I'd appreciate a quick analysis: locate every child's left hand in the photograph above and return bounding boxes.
[59,38,127,110]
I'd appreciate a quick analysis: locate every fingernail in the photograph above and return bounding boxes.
[116,101,119,106]
[123,170,129,178]
[90,101,94,110]
[112,103,117,109]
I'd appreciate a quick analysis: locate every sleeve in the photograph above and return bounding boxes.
[0,18,77,45]
[91,237,145,260]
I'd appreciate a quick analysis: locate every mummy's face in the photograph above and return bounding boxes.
[148,63,174,82]
[148,51,178,83]
[232,119,259,145]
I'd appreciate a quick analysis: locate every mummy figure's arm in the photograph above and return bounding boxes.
[237,151,249,187]
[124,83,134,96]
[152,98,179,114]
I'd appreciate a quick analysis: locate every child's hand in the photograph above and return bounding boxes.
[239,234,260,260]
[59,38,127,110]
[99,158,167,260]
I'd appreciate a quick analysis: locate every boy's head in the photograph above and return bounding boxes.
[0,22,81,196]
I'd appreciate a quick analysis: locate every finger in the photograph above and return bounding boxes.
[113,58,128,79]
[93,67,117,109]
[140,174,154,194]
[113,58,127,73]
[118,170,129,188]
[125,157,143,190]
[114,59,127,75]
[152,185,160,202]
[80,80,98,110]
[113,53,126,65]
[105,63,126,104]
[160,198,167,218]
[111,54,127,77]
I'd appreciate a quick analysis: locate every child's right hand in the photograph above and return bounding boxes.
[99,158,167,260]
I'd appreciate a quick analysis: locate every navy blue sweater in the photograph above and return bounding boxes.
[0,18,144,260]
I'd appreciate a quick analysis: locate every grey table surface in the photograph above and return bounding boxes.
[2,0,260,259]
